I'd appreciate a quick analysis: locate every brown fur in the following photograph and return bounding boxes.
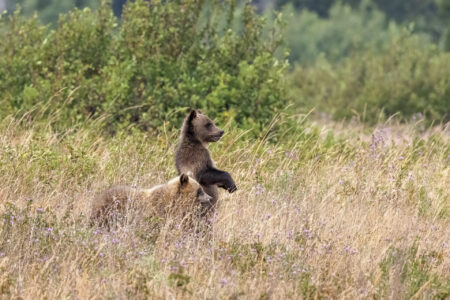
[175,110,237,208]
[90,174,211,226]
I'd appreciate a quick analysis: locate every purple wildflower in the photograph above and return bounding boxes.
[303,229,312,238]
[255,184,265,195]
[285,151,295,158]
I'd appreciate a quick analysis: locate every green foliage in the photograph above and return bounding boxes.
[0,0,288,133]
[278,0,446,45]
[288,31,450,124]
[10,0,100,24]
[277,0,340,17]
[0,4,115,126]
[279,1,401,65]
[168,268,191,292]
[378,245,450,298]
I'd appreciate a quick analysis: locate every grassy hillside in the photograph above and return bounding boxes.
[0,115,448,298]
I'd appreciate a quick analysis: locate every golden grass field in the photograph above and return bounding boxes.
[0,115,449,299]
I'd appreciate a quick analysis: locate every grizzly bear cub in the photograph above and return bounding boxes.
[90,174,211,226]
[175,110,237,209]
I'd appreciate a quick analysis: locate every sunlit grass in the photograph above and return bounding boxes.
[0,116,449,298]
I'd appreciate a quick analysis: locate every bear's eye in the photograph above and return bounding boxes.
[205,122,212,129]
[196,188,203,197]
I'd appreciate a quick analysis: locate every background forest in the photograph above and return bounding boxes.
[1,0,449,128]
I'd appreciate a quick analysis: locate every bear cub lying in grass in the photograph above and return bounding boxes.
[90,174,211,226]
[175,109,237,210]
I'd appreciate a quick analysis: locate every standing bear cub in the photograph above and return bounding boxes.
[175,110,237,209]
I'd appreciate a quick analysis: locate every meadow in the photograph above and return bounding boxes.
[0,114,448,299]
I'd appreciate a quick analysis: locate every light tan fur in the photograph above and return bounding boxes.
[90,174,211,226]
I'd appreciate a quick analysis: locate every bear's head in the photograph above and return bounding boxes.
[170,173,212,205]
[183,109,224,143]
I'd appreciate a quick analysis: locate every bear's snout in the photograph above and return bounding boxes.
[199,192,213,204]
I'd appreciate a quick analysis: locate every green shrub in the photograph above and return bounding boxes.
[0,0,288,133]
[277,1,401,65]
[0,5,115,124]
[288,30,450,124]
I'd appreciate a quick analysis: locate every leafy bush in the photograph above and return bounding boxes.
[288,31,450,124]
[277,0,446,46]
[278,1,402,65]
[0,0,288,132]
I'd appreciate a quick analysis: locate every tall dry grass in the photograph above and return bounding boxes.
[0,116,449,299]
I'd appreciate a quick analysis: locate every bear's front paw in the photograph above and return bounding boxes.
[228,185,237,193]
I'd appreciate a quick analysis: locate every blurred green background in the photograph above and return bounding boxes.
[0,0,449,131]
[5,0,450,59]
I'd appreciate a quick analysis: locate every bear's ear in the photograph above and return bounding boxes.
[180,173,189,186]
[187,109,197,123]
